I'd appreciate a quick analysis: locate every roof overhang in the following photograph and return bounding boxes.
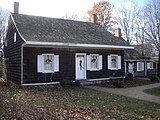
[25,41,134,50]
[125,59,158,63]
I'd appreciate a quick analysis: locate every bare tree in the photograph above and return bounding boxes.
[142,0,160,75]
[0,7,9,48]
[114,0,139,44]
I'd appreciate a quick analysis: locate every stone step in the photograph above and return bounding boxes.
[80,81,94,86]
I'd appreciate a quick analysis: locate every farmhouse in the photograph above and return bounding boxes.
[4,2,133,86]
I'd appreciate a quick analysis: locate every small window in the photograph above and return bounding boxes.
[14,32,17,42]
[87,54,102,71]
[108,54,121,70]
[147,62,153,69]
[37,54,59,73]
[137,62,144,71]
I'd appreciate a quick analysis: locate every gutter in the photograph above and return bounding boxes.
[25,41,134,50]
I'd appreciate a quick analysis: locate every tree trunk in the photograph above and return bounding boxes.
[159,52,160,76]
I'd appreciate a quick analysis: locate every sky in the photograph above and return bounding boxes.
[0,0,145,20]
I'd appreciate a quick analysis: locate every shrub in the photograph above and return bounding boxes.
[113,80,124,88]
[150,76,160,82]
[125,73,133,81]
[60,80,73,86]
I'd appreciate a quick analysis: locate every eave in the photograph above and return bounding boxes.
[25,41,134,50]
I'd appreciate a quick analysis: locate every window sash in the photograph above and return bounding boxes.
[111,56,117,68]
[14,32,17,42]
[43,54,54,72]
[108,54,121,70]
[87,54,102,71]
[137,62,144,71]
[90,54,99,70]
[147,62,153,69]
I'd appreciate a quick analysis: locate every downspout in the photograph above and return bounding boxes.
[21,43,26,86]
[145,61,147,76]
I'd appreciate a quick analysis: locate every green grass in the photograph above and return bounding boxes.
[144,87,160,97]
[0,81,160,119]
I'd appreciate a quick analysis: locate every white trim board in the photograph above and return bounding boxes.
[21,43,26,85]
[86,76,125,82]
[25,41,134,49]
[21,82,60,86]
[11,14,26,42]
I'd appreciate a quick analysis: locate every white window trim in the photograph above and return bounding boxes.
[108,54,121,70]
[14,32,17,42]
[147,62,153,69]
[137,62,144,71]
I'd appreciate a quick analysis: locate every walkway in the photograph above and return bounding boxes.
[85,83,160,104]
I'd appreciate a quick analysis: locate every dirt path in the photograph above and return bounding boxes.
[85,83,160,104]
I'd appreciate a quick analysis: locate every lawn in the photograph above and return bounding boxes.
[144,87,160,97]
[0,81,160,119]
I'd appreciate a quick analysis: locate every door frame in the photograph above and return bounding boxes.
[128,62,134,77]
[75,53,86,80]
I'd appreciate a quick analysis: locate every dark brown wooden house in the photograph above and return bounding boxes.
[4,3,133,86]
[125,50,158,77]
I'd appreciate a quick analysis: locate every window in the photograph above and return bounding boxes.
[87,54,102,71]
[90,54,98,69]
[111,56,117,68]
[43,54,54,72]
[147,62,153,69]
[108,54,121,70]
[37,54,59,73]
[137,62,144,71]
[14,32,17,42]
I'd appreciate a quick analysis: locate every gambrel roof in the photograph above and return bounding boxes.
[12,13,130,47]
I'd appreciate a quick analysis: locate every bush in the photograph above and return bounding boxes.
[60,80,73,86]
[113,80,124,88]
[150,76,160,82]
[125,73,133,81]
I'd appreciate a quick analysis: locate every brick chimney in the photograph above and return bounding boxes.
[14,2,19,14]
[91,14,97,24]
[115,28,121,37]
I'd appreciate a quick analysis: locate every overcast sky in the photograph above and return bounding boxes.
[0,0,145,20]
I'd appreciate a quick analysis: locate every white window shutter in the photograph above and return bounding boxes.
[118,56,121,69]
[137,62,140,71]
[87,55,91,70]
[54,55,59,72]
[147,63,150,69]
[99,55,102,70]
[37,55,43,72]
[141,62,144,71]
[108,55,111,69]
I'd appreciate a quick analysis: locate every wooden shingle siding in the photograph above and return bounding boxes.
[23,47,124,84]
[4,17,25,84]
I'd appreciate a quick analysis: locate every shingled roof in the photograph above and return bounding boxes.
[12,13,129,46]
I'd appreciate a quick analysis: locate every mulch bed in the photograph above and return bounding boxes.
[94,77,159,88]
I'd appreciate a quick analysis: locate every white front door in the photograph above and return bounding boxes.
[75,53,86,80]
[128,63,134,76]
